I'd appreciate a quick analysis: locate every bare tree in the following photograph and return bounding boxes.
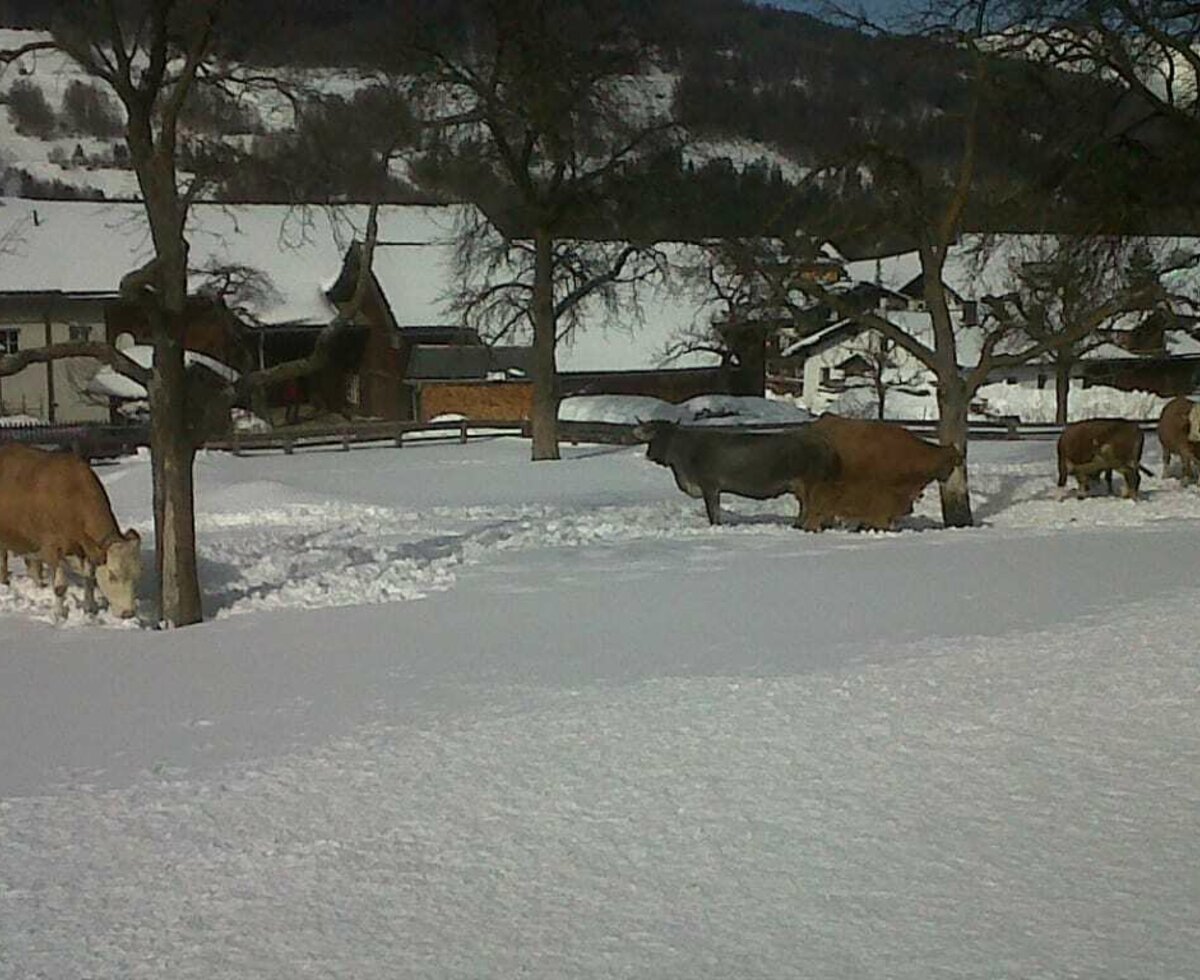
[997,0,1200,145]
[835,332,931,420]
[0,2,385,626]
[401,0,681,460]
[667,235,841,396]
[979,235,1174,423]
[449,209,670,395]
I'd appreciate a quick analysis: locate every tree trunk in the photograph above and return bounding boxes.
[529,228,560,461]
[1054,359,1071,425]
[150,325,202,627]
[936,379,974,528]
[729,330,766,396]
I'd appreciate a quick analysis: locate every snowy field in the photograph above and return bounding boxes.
[2,433,1198,978]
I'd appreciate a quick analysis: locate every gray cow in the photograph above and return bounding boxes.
[632,420,840,526]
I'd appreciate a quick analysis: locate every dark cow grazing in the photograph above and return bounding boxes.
[631,420,840,526]
[0,444,142,619]
[1156,396,1200,484]
[1056,418,1149,499]
[798,414,960,531]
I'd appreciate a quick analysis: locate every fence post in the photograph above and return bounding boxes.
[283,437,294,455]
[394,429,404,449]
[342,430,351,452]
[459,419,468,444]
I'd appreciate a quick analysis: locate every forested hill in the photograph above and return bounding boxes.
[0,0,1192,241]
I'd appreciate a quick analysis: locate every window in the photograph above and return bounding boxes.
[69,323,92,342]
[0,328,17,355]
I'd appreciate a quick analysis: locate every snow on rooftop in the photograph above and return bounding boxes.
[0,199,473,326]
[370,237,461,329]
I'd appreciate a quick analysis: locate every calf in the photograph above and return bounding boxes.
[798,414,960,531]
[0,444,142,619]
[1056,418,1148,499]
[632,420,839,526]
[1156,396,1200,484]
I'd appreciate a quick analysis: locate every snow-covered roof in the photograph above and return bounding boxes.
[372,236,720,372]
[0,198,472,327]
[843,233,1200,301]
[0,199,716,373]
[370,238,461,329]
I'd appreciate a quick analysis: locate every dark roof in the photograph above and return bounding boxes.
[406,344,531,380]
[398,326,480,345]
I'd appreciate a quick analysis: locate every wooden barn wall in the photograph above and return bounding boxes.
[418,381,533,421]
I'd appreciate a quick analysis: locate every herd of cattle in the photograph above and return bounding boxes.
[636,394,1200,527]
[1,397,1199,622]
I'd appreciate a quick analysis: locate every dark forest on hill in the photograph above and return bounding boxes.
[0,0,1194,244]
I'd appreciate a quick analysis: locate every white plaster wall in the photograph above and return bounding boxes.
[0,320,107,421]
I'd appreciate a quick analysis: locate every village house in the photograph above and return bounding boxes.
[775,237,1200,417]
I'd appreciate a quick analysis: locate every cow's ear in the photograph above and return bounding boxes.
[124,529,141,545]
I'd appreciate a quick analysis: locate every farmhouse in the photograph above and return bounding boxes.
[777,236,1200,417]
[0,198,393,420]
[0,199,725,424]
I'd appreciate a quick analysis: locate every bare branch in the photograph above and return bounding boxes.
[0,342,151,386]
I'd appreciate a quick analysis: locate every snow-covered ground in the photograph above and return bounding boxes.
[2,433,1198,978]
[817,381,1176,423]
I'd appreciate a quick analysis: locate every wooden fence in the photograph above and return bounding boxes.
[204,418,530,455]
[0,415,1160,460]
[0,421,149,460]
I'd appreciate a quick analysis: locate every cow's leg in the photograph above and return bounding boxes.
[82,560,99,616]
[1103,469,1115,495]
[27,556,45,587]
[50,558,68,622]
[0,550,8,587]
[702,488,721,526]
[791,486,807,529]
[1122,466,1140,499]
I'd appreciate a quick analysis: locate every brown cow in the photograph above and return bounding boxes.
[0,444,142,619]
[1156,396,1200,484]
[1056,418,1148,499]
[796,414,960,531]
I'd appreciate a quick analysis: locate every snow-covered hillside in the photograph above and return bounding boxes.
[1,430,1198,978]
[0,27,798,202]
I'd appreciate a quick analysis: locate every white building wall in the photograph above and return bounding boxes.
[0,319,107,422]
[800,329,937,414]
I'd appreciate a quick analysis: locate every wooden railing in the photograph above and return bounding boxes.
[0,421,149,460]
[203,418,530,455]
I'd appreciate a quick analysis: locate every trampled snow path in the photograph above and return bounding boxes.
[1,437,1198,978]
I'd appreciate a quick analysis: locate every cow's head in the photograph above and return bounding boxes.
[98,529,142,619]
[631,418,677,465]
[935,444,964,482]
